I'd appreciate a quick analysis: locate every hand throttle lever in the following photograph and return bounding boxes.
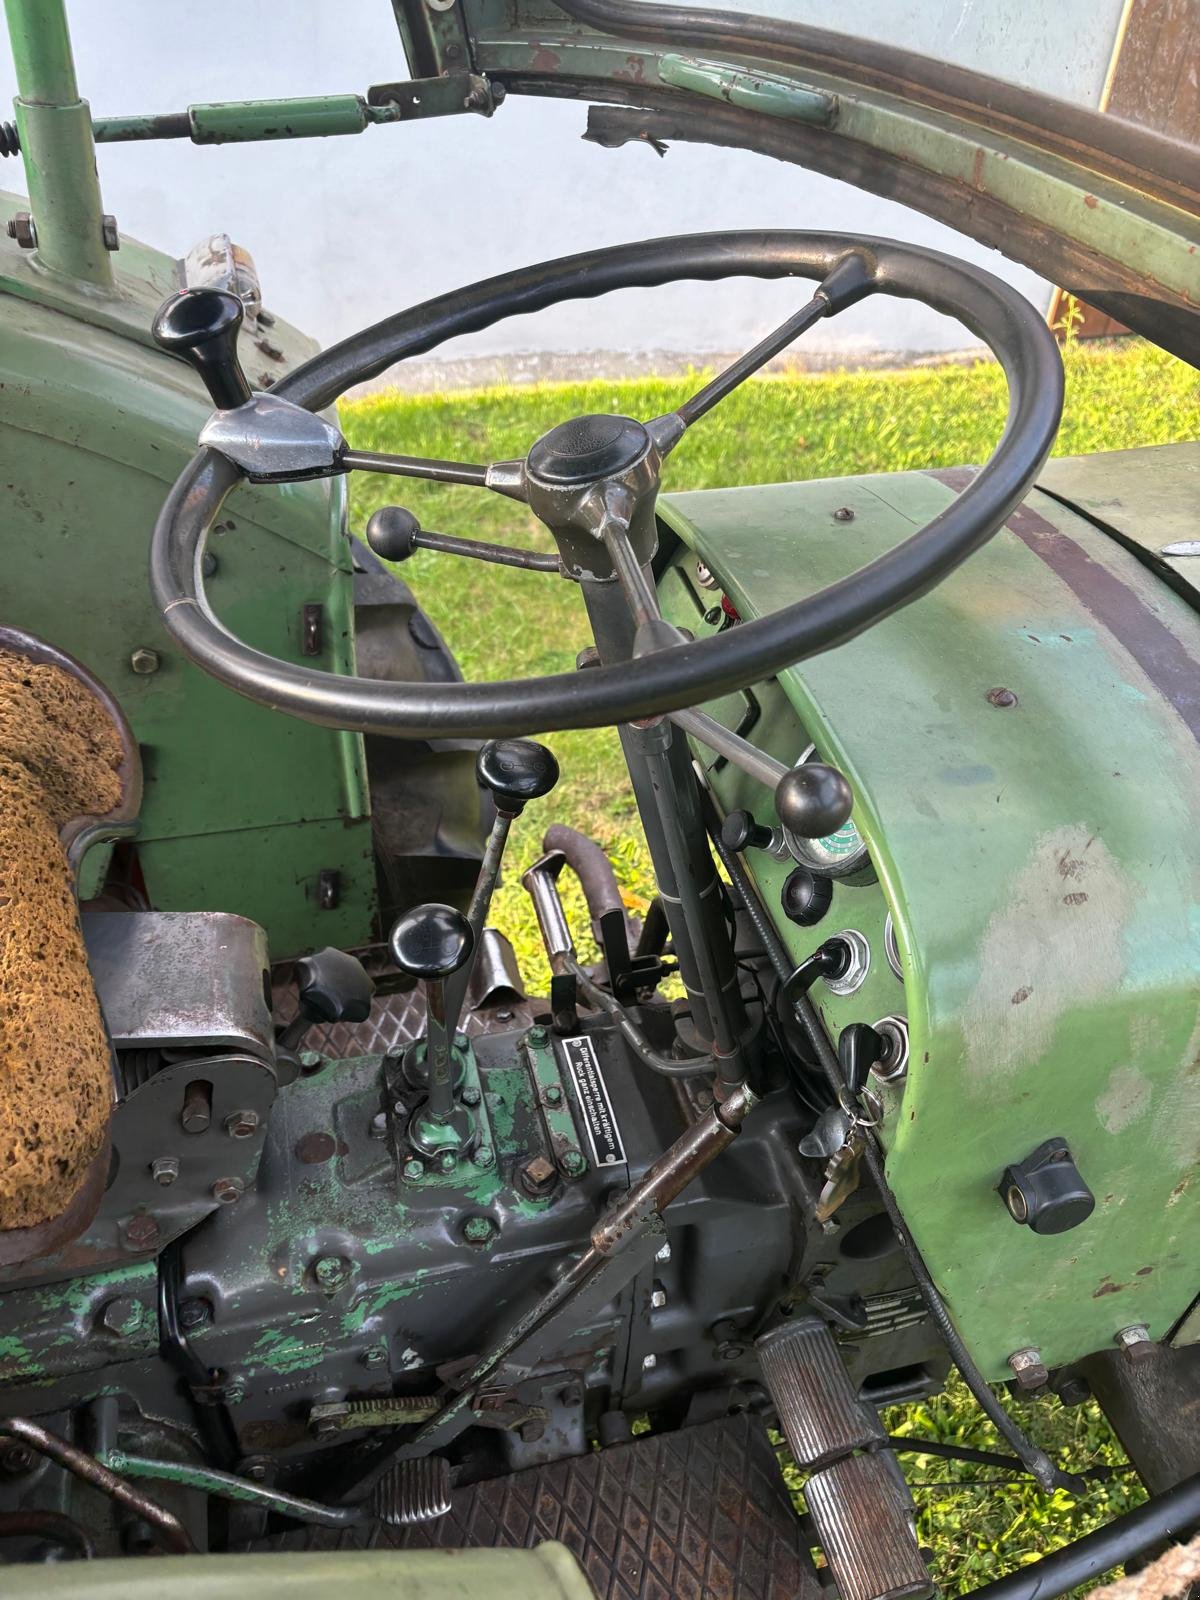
[390,903,476,1157]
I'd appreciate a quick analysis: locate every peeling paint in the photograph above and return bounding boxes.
[1096,1065,1152,1134]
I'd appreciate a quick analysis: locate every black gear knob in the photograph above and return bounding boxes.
[476,739,560,817]
[365,505,421,563]
[295,947,374,1025]
[390,902,475,982]
[775,762,853,840]
[152,287,253,412]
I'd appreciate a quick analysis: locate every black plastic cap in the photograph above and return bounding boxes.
[365,505,421,562]
[721,809,774,853]
[1000,1138,1095,1235]
[527,413,649,485]
[294,946,375,1025]
[390,902,474,981]
[775,763,854,839]
[476,738,559,815]
[781,866,833,927]
[152,288,253,412]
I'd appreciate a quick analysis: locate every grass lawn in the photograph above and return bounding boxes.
[344,338,1198,1589]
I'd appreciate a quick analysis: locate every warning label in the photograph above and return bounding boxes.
[562,1035,626,1169]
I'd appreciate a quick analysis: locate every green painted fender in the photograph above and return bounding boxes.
[659,443,1200,1378]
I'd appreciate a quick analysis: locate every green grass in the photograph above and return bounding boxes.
[344,339,1198,1587]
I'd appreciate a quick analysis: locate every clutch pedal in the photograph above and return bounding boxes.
[757,1317,932,1600]
[370,1456,452,1526]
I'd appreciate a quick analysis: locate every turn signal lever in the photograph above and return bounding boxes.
[152,287,342,480]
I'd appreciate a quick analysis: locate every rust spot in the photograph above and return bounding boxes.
[1093,1277,1124,1297]
[1084,194,1099,209]
[971,148,984,187]
[1062,892,1089,906]
[529,46,561,71]
[987,686,1018,708]
[1135,1266,1154,1277]
[295,1131,337,1164]
[1171,1175,1190,1199]
[1011,985,1033,1005]
[1058,853,1086,880]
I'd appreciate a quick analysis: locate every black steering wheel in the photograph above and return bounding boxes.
[151,231,1062,740]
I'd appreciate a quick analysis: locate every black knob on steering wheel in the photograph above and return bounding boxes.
[152,288,253,412]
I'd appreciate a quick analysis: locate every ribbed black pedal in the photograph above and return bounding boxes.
[757,1318,932,1600]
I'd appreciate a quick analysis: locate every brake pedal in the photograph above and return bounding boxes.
[757,1318,932,1600]
[370,1456,452,1526]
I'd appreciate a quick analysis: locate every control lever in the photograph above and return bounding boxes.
[441,739,559,1033]
[780,937,851,1002]
[151,287,342,480]
[391,904,476,1159]
[276,947,375,1078]
[774,764,853,839]
[720,809,775,853]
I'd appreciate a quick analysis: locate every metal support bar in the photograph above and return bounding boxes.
[2,0,113,286]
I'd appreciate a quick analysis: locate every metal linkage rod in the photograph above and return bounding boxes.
[104,1451,365,1530]
[0,1418,194,1554]
[671,706,788,789]
[340,447,490,486]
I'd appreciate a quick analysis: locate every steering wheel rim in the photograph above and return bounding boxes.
[151,230,1063,740]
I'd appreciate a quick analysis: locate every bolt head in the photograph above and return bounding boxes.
[178,1298,212,1330]
[0,1443,36,1476]
[642,1353,657,1371]
[473,1144,494,1169]
[402,1157,425,1181]
[369,1111,388,1139]
[98,1295,144,1337]
[150,1155,180,1186]
[212,1176,245,1205]
[438,1150,457,1174]
[130,647,161,675]
[313,1255,348,1289]
[527,1025,549,1049]
[361,1347,388,1368]
[544,1084,562,1105]
[461,1084,481,1107]
[695,559,718,589]
[520,1154,557,1196]
[6,211,36,249]
[987,686,1018,709]
[650,1289,667,1310]
[559,1149,587,1180]
[224,1109,260,1139]
[833,506,855,522]
[462,1215,496,1245]
[122,1212,160,1251]
[656,1242,671,1263]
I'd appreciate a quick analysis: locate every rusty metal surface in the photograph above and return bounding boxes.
[246,1412,819,1600]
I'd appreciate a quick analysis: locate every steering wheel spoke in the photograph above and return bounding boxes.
[151,232,1061,740]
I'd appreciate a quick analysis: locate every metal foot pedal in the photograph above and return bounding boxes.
[757,1317,932,1600]
[243,1413,821,1599]
[370,1455,452,1526]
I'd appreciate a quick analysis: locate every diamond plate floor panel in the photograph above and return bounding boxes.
[247,1415,818,1600]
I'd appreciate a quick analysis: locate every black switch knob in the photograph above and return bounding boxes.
[295,947,374,1025]
[152,288,253,412]
[390,902,474,982]
[365,505,421,563]
[837,1022,884,1096]
[1000,1138,1095,1235]
[721,809,774,853]
[476,739,560,817]
[775,763,853,840]
[781,866,833,926]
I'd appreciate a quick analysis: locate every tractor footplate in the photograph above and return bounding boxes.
[246,1414,819,1599]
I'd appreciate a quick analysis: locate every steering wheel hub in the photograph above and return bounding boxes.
[528,413,651,485]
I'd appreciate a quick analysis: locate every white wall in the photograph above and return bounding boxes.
[0,1,1122,359]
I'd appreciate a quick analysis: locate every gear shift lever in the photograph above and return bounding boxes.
[391,903,476,1160]
[441,739,559,1028]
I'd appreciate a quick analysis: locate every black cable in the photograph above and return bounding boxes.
[157,1243,239,1470]
[885,1436,1122,1482]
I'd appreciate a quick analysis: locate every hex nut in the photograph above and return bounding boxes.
[1007,1346,1049,1390]
[438,1150,457,1175]
[150,1155,180,1186]
[473,1144,494,1169]
[559,1148,587,1180]
[650,1288,667,1310]
[129,648,161,675]
[212,1176,245,1205]
[98,1295,144,1337]
[642,1353,657,1371]
[369,1111,389,1140]
[6,211,36,249]
[460,1084,481,1107]
[313,1255,349,1290]
[101,213,120,251]
[462,1215,497,1245]
[122,1212,160,1251]
[224,1109,260,1139]
[1115,1324,1155,1364]
[360,1347,388,1368]
[178,1298,212,1330]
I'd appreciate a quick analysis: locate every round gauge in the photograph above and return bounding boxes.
[781,746,874,881]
